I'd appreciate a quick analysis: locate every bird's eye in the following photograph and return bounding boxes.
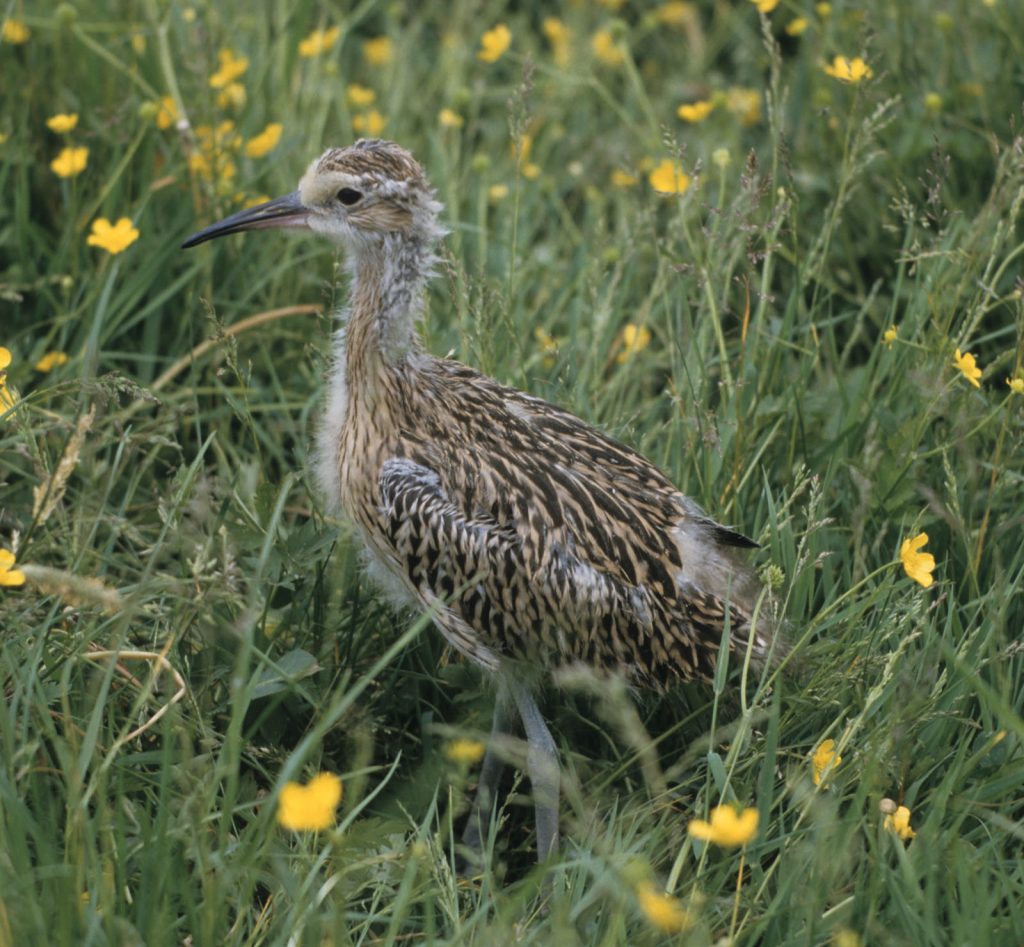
[337,187,363,206]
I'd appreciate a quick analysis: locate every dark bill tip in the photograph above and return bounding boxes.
[181,191,309,249]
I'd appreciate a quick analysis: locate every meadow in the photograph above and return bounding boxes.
[1,0,1023,943]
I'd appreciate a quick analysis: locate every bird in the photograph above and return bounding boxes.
[183,138,773,865]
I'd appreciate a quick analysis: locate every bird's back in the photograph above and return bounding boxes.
[341,353,771,686]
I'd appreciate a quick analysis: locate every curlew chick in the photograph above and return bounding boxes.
[183,139,773,866]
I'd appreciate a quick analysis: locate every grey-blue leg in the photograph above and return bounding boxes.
[461,679,516,861]
[508,677,560,862]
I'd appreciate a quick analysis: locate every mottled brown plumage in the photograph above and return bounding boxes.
[183,139,773,865]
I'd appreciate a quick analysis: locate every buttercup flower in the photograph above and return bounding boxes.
[217,82,246,110]
[542,17,570,66]
[346,84,375,107]
[882,802,916,841]
[688,805,759,847]
[750,0,779,12]
[277,772,342,831]
[786,17,809,35]
[611,169,638,188]
[883,325,898,348]
[954,348,982,388]
[46,113,78,134]
[488,184,509,203]
[87,217,140,255]
[617,324,652,363]
[823,56,873,83]
[35,351,69,373]
[635,881,692,933]
[0,347,17,414]
[677,100,714,123]
[2,19,30,44]
[725,87,762,125]
[155,96,178,130]
[0,549,26,587]
[478,24,511,63]
[244,123,282,158]
[352,110,386,136]
[444,739,486,765]
[51,147,89,178]
[1007,376,1024,394]
[812,739,842,786]
[900,532,935,588]
[648,159,690,195]
[362,36,393,66]
[657,2,696,27]
[298,25,340,58]
[438,108,464,129]
[591,29,624,66]
[209,48,249,88]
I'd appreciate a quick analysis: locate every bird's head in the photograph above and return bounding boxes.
[182,139,443,252]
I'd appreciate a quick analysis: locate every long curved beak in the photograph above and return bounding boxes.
[181,191,310,249]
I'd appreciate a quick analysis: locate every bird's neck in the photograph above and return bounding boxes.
[343,234,433,378]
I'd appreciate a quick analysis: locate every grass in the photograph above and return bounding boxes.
[2,0,1023,943]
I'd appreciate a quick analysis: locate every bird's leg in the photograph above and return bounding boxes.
[508,678,560,862]
[461,679,516,864]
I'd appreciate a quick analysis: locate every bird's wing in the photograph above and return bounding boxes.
[377,455,703,677]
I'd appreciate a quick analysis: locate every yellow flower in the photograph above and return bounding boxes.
[277,772,342,831]
[834,930,862,947]
[812,739,842,786]
[2,19,29,44]
[591,29,624,67]
[648,159,690,195]
[51,147,89,178]
[0,549,26,587]
[209,48,249,88]
[617,324,652,363]
[816,2,832,16]
[688,804,759,847]
[155,96,178,130]
[46,113,78,134]
[35,351,69,373]
[677,100,714,123]
[900,532,935,588]
[883,325,898,348]
[478,24,511,63]
[822,56,874,83]
[725,87,762,125]
[0,133,7,145]
[298,25,340,58]
[87,217,140,255]
[611,169,638,188]
[954,348,982,388]
[362,36,393,66]
[439,108,464,129]
[750,0,779,12]
[444,739,486,765]
[883,803,916,841]
[1007,376,1024,394]
[216,82,246,110]
[244,123,282,158]
[0,346,17,414]
[535,327,561,367]
[786,17,809,35]
[346,83,376,107]
[656,3,696,27]
[924,92,943,112]
[542,17,570,66]
[488,184,509,203]
[635,881,692,933]
[352,110,386,136]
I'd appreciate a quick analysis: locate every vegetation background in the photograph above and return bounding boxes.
[1,0,1022,943]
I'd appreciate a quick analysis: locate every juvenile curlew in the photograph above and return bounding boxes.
[183,139,772,864]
